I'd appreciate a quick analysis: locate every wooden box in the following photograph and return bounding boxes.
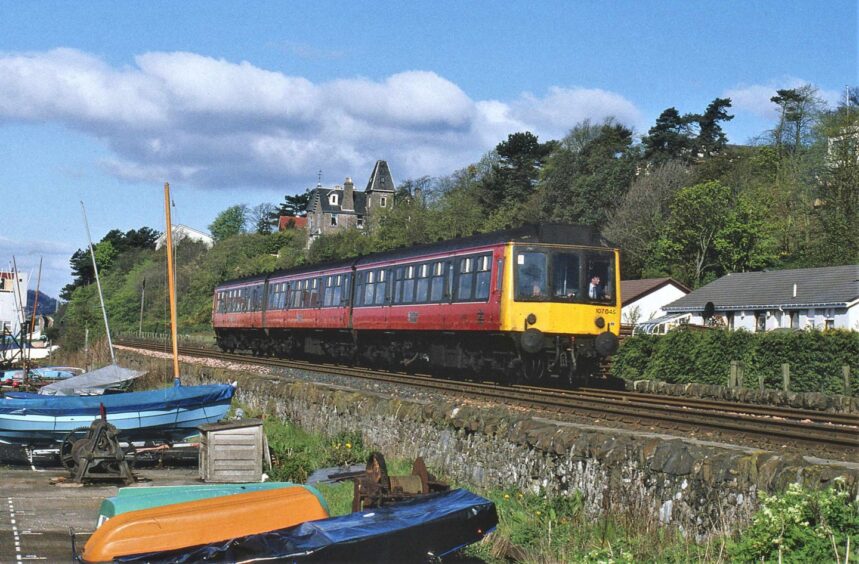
[198,418,264,483]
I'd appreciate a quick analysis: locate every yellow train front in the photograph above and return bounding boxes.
[497,236,621,384]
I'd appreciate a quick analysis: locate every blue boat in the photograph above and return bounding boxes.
[0,382,234,444]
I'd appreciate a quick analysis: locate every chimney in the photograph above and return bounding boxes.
[343,177,354,210]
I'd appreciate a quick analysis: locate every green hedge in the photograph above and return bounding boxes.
[611,328,859,395]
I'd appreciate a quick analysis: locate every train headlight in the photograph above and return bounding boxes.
[526,313,537,325]
[595,316,606,328]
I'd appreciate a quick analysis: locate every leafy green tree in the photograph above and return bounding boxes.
[538,119,637,229]
[275,190,310,217]
[209,204,248,242]
[695,97,733,157]
[770,85,825,154]
[657,180,735,286]
[478,132,555,212]
[642,107,695,163]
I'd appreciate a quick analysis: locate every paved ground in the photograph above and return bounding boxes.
[0,465,199,563]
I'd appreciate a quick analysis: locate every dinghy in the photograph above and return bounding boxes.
[0,381,234,444]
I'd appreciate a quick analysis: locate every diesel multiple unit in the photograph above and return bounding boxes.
[212,224,621,384]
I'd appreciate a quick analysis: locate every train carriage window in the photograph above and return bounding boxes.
[402,265,416,304]
[374,270,387,305]
[415,264,430,303]
[308,278,320,307]
[363,271,376,306]
[341,275,351,305]
[552,253,581,301]
[393,267,404,304]
[475,255,492,300]
[456,257,474,301]
[430,262,445,302]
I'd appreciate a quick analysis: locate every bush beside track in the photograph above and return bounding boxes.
[611,328,859,395]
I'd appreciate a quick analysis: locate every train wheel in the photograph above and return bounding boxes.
[521,354,545,382]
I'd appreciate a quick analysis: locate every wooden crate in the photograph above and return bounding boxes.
[198,419,264,483]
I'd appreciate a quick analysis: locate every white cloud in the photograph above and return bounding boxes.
[0,48,643,187]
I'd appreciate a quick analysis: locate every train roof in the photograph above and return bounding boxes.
[216,223,612,289]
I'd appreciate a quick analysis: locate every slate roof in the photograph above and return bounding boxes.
[621,278,689,306]
[664,265,859,312]
[365,160,395,193]
[309,189,367,215]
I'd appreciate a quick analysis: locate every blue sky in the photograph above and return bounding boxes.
[0,1,856,297]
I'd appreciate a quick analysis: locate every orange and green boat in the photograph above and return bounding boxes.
[81,485,329,563]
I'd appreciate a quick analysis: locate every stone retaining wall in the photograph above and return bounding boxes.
[626,379,858,413]
[124,354,859,538]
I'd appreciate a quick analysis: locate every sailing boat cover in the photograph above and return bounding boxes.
[115,488,498,563]
[38,364,144,395]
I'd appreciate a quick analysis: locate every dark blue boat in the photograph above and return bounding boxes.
[115,488,498,563]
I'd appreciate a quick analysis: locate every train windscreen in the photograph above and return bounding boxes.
[514,248,615,304]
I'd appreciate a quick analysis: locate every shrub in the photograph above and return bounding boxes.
[730,480,859,563]
[612,328,858,393]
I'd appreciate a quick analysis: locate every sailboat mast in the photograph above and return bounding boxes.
[164,182,180,380]
[81,201,117,365]
[25,257,43,369]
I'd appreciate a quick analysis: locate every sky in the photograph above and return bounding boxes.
[0,1,856,298]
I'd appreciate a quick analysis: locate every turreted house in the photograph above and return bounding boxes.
[306,160,395,243]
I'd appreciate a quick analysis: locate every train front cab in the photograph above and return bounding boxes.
[499,242,621,383]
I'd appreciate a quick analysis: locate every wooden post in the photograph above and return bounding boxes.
[782,363,790,392]
[737,362,745,389]
[758,372,765,393]
[844,365,851,396]
[729,361,738,388]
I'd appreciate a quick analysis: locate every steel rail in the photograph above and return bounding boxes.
[116,338,859,452]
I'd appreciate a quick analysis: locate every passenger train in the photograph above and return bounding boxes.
[212,224,621,384]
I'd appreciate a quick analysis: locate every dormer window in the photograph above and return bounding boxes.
[380,196,387,208]
[329,193,338,206]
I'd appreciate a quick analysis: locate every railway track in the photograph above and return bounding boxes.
[116,338,859,455]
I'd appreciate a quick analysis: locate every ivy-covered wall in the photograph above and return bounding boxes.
[611,329,859,395]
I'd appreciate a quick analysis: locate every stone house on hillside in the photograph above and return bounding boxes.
[663,265,859,331]
[306,160,395,243]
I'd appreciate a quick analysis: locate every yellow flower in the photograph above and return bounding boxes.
[536,511,541,516]
[503,494,510,500]
[345,443,352,449]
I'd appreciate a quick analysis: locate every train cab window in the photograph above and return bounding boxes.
[415,264,430,303]
[552,253,581,301]
[475,255,492,300]
[430,262,445,302]
[585,253,614,303]
[456,257,474,301]
[515,251,548,300]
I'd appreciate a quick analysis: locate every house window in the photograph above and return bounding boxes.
[380,197,387,208]
[357,215,364,228]
[726,312,734,330]
[825,319,835,330]
[330,214,338,226]
[329,194,338,206]
[755,312,766,332]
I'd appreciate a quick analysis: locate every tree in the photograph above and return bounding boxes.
[249,203,277,234]
[604,161,692,278]
[695,98,734,157]
[209,205,248,242]
[658,181,734,286]
[642,107,696,163]
[538,119,637,229]
[770,85,824,154]
[275,190,310,217]
[478,132,556,211]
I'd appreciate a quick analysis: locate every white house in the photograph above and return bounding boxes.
[0,270,28,335]
[620,278,690,326]
[663,265,859,332]
[154,225,214,250]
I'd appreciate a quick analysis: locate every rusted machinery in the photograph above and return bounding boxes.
[351,452,449,512]
[60,405,134,484]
